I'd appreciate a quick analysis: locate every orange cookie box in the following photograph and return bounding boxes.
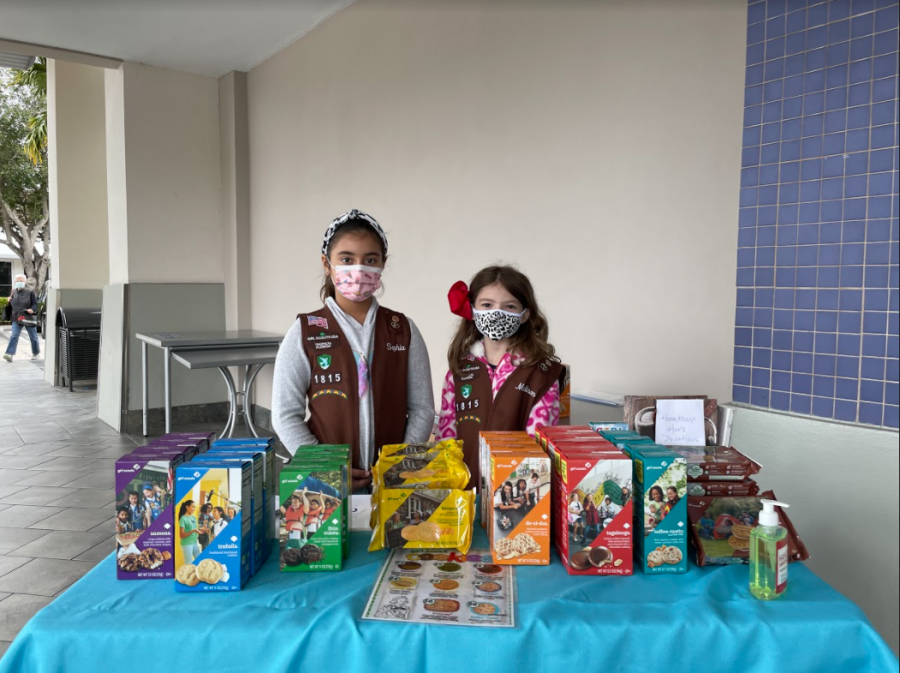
[485,439,551,566]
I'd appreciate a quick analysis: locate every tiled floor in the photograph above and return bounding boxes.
[0,332,227,660]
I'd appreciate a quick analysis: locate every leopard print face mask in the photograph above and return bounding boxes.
[473,309,525,341]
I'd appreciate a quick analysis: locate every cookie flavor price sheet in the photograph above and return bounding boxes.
[361,548,516,628]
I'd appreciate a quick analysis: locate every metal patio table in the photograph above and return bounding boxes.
[136,330,282,437]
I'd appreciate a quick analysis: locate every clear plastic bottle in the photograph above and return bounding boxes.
[749,499,790,600]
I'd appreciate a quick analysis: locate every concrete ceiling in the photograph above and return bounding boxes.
[0,0,356,77]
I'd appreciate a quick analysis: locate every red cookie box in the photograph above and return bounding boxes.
[552,446,633,576]
[545,438,618,525]
[535,424,603,450]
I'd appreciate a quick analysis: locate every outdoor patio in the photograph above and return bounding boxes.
[0,330,221,654]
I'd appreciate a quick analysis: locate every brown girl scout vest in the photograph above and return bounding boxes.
[453,356,563,489]
[298,305,410,469]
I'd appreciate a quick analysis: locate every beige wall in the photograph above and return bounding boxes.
[247,0,746,405]
[105,62,223,284]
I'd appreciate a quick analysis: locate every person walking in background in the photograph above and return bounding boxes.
[3,275,40,362]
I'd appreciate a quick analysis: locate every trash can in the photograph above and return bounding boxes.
[56,307,101,391]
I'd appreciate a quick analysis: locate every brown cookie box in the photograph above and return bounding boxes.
[688,490,810,567]
[664,445,762,481]
[686,480,760,497]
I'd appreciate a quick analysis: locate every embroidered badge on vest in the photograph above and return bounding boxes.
[461,385,473,399]
[316,354,332,370]
[307,315,329,329]
[458,415,481,424]
[311,389,348,400]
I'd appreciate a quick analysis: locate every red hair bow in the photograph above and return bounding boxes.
[448,280,473,320]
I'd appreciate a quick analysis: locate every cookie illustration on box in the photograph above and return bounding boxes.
[174,463,252,592]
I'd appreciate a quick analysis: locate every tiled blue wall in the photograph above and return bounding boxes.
[734,0,899,429]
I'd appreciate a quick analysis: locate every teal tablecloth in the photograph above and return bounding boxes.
[1,530,896,673]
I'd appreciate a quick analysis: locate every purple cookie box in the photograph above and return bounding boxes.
[115,453,180,580]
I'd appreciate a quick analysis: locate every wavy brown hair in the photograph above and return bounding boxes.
[448,266,558,375]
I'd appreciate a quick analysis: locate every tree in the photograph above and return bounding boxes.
[0,65,50,293]
[11,58,47,166]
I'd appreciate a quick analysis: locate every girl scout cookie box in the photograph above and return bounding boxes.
[174,462,252,591]
[115,450,185,579]
[549,443,633,576]
[193,453,265,574]
[209,442,277,561]
[487,445,551,566]
[630,444,688,574]
[279,462,345,572]
[290,445,351,559]
[688,491,809,567]
[659,445,762,482]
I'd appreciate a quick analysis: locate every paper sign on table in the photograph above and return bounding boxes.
[361,548,516,628]
[655,399,706,446]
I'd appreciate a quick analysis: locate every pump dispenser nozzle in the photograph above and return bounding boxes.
[759,499,789,528]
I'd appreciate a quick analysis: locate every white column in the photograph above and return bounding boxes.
[45,59,109,385]
[219,71,251,332]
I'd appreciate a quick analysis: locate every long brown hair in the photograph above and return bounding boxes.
[448,266,558,375]
[319,219,388,302]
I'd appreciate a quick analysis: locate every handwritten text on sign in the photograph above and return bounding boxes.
[655,399,706,446]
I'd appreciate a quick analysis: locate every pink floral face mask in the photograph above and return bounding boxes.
[332,265,382,302]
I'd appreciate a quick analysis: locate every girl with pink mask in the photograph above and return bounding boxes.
[272,210,434,492]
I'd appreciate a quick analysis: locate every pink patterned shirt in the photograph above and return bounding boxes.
[437,341,560,440]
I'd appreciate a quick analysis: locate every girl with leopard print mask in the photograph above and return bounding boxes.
[438,266,563,489]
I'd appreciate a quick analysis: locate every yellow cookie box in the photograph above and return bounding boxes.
[379,439,464,459]
[368,488,474,553]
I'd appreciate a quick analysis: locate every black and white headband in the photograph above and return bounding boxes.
[321,209,388,256]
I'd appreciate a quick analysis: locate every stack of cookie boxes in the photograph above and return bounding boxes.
[173,437,277,592]
[278,445,350,572]
[536,426,634,576]
[114,433,214,580]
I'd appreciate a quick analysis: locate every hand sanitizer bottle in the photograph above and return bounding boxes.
[750,499,790,600]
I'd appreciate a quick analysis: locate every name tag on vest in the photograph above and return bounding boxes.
[516,382,537,398]
[386,343,407,352]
